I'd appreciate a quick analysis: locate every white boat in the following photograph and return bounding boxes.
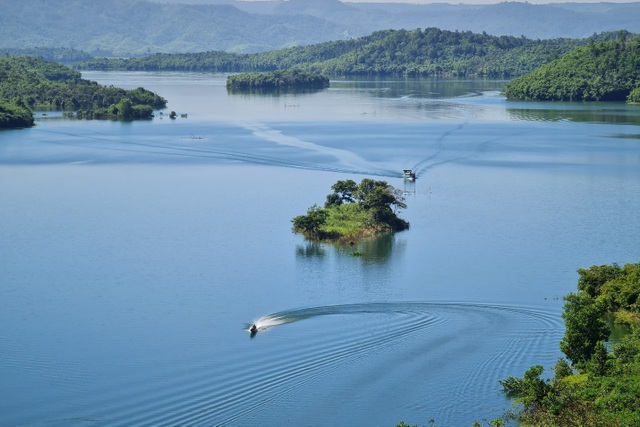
[402,169,416,181]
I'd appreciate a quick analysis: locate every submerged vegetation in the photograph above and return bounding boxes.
[292,179,409,242]
[0,56,166,128]
[504,34,640,102]
[226,69,329,92]
[497,261,640,426]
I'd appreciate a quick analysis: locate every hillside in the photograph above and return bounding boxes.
[77,28,585,78]
[1,0,640,55]
[0,56,167,127]
[504,35,640,102]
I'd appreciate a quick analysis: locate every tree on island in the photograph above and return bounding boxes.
[292,178,409,242]
[226,69,329,92]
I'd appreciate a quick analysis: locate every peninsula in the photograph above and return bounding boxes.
[0,56,167,128]
[504,34,640,102]
[292,179,409,243]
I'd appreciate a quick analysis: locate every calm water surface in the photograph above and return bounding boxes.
[1,73,639,426]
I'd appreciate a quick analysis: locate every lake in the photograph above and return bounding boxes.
[1,72,639,426]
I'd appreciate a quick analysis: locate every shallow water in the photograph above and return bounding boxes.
[1,73,639,426]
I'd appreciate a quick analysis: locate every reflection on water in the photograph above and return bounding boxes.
[507,104,640,124]
[296,241,327,257]
[296,233,401,263]
[331,76,507,100]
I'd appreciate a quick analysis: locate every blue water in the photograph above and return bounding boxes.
[0,73,639,426]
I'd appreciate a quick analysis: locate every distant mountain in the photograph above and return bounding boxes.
[1,0,639,56]
[0,0,347,55]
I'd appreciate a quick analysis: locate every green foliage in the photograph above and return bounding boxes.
[560,292,609,368]
[577,263,623,298]
[502,261,640,427]
[0,56,165,122]
[553,358,573,381]
[292,205,329,240]
[628,87,640,104]
[226,69,329,92]
[600,263,640,313]
[292,178,408,242]
[504,36,640,101]
[0,99,34,128]
[78,28,586,78]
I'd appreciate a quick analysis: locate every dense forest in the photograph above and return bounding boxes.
[504,34,640,102]
[0,99,34,128]
[292,179,409,243]
[78,28,586,78]
[497,261,640,427]
[0,56,167,127]
[226,70,329,92]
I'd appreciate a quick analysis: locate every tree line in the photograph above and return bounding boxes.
[77,28,594,78]
[226,69,329,92]
[504,33,640,102]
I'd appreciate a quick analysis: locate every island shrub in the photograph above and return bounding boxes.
[292,178,408,242]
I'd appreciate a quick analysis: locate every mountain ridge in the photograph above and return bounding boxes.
[1,0,639,55]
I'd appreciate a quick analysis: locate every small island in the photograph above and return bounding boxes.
[0,56,167,129]
[226,69,329,92]
[292,178,409,243]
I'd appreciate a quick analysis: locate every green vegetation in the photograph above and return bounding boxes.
[78,28,586,78]
[0,99,34,128]
[0,47,92,64]
[498,261,640,427]
[292,179,409,242]
[504,33,640,102]
[0,56,166,127]
[226,69,329,92]
[628,87,640,104]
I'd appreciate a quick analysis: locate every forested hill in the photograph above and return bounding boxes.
[504,35,640,102]
[0,56,167,127]
[2,0,640,55]
[78,28,585,78]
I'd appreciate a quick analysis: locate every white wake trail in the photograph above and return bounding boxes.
[241,122,375,171]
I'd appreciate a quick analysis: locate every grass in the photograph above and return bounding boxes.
[321,203,376,241]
